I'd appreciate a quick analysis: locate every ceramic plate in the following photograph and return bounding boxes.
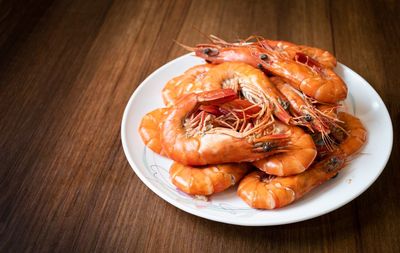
[121,53,393,226]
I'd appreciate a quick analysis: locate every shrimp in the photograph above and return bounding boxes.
[260,39,337,69]
[238,153,346,209]
[139,108,169,156]
[162,64,213,106]
[170,162,251,195]
[190,36,347,103]
[161,88,290,165]
[332,112,367,156]
[271,76,331,133]
[201,62,292,124]
[252,122,317,176]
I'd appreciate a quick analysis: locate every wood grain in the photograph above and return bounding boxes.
[0,0,399,252]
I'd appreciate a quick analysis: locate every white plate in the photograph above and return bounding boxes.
[121,53,393,226]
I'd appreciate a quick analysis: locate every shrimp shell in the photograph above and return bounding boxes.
[260,39,337,69]
[161,89,290,165]
[238,154,346,209]
[193,37,347,103]
[252,123,317,176]
[335,111,367,156]
[170,162,251,195]
[139,108,169,156]
[162,64,213,106]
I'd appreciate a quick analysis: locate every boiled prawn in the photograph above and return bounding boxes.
[238,153,345,209]
[161,88,289,165]
[191,36,347,103]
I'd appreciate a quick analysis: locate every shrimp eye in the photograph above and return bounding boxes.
[325,156,340,172]
[257,63,264,70]
[262,142,273,151]
[203,48,211,54]
[203,48,219,56]
[330,156,338,165]
[260,54,268,60]
[304,114,313,122]
[280,100,290,110]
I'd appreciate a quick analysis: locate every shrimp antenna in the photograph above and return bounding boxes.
[174,40,196,51]
[191,25,211,40]
[209,35,232,46]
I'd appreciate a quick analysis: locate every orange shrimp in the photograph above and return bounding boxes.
[191,36,347,103]
[271,76,331,134]
[332,112,367,156]
[252,122,317,176]
[237,153,346,209]
[162,64,213,106]
[237,112,366,209]
[161,88,290,165]
[201,62,292,124]
[170,162,251,195]
[139,108,169,156]
[260,39,337,69]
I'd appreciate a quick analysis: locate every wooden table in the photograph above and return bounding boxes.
[1,0,399,252]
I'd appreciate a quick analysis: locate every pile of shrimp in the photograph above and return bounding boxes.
[139,35,367,209]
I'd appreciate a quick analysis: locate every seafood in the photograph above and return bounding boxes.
[161,88,290,165]
[238,153,346,209]
[252,122,317,176]
[271,76,331,134]
[137,35,368,208]
[332,111,367,156]
[192,37,347,103]
[162,64,213,106]
[260,39,337,69]
[170,162,251,195]
[139,108,169,156]
[201,62,292,124]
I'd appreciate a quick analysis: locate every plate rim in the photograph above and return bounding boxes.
[121,53,393,226]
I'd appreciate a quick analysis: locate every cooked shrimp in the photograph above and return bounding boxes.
[201,62,292,124]
[260,39,337,69]
[162,64,213,106]
[191,36,347,103]
[161,88,290,165]
[271,76,331,134]
[332,112,367,156]
[139,108,169,156]
[252,122,317,176]
[170,162,251,195]
[238,153,346,209]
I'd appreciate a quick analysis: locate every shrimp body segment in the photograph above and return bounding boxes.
[253,123,317,176]
[335,112,367,156]
[139,108,169,156]
[162,64,213,106]
[260,39,337,69]
[161,89,289,165]
[170,162,251,195]
[238,154,346,209]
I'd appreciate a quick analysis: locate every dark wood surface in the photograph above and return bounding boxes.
[1,0,399,252]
